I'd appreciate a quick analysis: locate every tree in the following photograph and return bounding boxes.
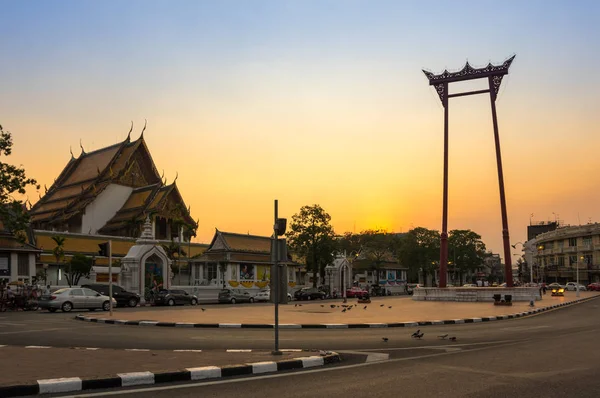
[162,240,187,281]
[65,254,93,286]
[286,205,337,287]
[448,230,487,284]
[361,229,394,286]
[51,235,66,283]
[0,124,39,237]
[397,227,440,286]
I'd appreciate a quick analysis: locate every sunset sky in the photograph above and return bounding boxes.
[2,1,599,261]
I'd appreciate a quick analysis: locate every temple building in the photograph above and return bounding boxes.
[27,129,207,292]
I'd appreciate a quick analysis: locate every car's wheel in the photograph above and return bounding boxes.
[307,295,312,300]
[48,308,57,313]
[230,298,236,304]
[61,301,73,313]
[167,299,175,306]
[190,298,198,306]
[128,298,138,308]
[249,297,254,303]
[102,301,111,311]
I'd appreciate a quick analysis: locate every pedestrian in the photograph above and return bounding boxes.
[44,284,52,295]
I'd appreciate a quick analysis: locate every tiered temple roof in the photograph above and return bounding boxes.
[29,131,195,235]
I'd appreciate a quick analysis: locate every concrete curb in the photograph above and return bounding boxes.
[0,352,340,397]
[74,295,598,329]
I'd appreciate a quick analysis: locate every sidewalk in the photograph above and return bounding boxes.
[81,291,599,326]
[0,346,316,388]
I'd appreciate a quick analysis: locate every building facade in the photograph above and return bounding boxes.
[534,223,600,285]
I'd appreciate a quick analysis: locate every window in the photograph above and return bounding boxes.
[569,255,577,266]
[558,256,565,267]
[17,254,29,276]
[203,263,217,282]
[70,289,84,296]
[83,288,99,296]
[568,238,577,247]
[583,236,592,246]
[583,254,593,266]
[558,240,564,249]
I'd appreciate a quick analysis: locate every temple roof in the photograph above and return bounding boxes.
[28,130,195,231]
[207,230,273,253]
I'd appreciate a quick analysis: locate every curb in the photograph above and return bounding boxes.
[75,295,598,329]
[0,352,340,397]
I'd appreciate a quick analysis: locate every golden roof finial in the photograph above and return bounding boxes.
[140,119,147,139]
[79,139,86,155]
[127,120,133,141]
[173,171,178,183]
[44,184,48,194]
[69,146,74,159]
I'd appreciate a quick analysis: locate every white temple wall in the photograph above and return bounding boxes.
[81,184,133,234]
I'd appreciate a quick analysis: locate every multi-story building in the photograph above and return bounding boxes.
[534,223,600,285]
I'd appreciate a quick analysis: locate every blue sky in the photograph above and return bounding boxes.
[2,0,599,257]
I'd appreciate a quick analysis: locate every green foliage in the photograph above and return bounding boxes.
[51,236,66,264]
[0,124,39,237]
[66,253,93,286]
[448,229,487,277]
[286,204,337,287]
[360,229,395,285]
[396,227,440,285]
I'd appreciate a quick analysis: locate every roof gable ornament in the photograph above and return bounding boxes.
[140,119,147,139]
[127,121,133,141]
[79,139,86,155]
[69,146,75,159]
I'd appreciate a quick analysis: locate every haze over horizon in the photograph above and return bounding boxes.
[2,0,599,261]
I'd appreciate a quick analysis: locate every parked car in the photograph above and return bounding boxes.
[38,287,116,313]
[565,282,586,291]
[81,283,140,308]
[587,282,600,291]
[218,289,255,304]
[462,284,477,287]
[294,287,326,301]
[153,289,198,306]
[346,287,369,298]
[253,289,293,302]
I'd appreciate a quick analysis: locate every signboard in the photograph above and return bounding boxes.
[0,256,9,276]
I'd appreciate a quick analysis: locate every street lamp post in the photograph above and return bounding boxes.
[326,266,333,298]
[577,256,582,298]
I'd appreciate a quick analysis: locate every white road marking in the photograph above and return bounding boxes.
[59,340,528,397]
[125,349,150,352]
[25,345,51,348]
[173,349,203,352]
[501,326,550,331]
[226,349,252,353]
[0,322,27,326]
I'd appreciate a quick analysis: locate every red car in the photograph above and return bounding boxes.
[587,282,600,291]
[346,287,369,298]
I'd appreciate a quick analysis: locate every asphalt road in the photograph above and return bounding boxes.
[2,297,599,397]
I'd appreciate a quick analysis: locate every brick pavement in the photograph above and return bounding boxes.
[85,291,599,325]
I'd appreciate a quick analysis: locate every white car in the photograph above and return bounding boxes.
[565,282,587,291]
[253,289,293,302]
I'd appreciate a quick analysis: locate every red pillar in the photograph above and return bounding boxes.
[488,77,513,287]
[438,84,449,288]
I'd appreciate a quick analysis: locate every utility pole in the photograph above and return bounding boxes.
[108,240,113,316]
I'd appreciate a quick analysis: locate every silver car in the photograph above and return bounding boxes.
[38,287,116,312]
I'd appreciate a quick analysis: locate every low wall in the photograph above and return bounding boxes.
[412,287,541,302]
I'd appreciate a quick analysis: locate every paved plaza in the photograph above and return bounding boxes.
[84,291,599,325]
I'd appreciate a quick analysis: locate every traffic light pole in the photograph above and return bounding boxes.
[273,199,281,355]
[108,240,113,316]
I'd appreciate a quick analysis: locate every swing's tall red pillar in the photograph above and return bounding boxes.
[423,56,516,287]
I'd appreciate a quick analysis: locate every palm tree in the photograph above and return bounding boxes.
[51,236,66,285]
[162,240,187,283]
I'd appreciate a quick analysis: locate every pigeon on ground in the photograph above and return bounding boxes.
[382,337,389,342]
[388,306,392,309]
[298,304,303,307]
[438,334,448,340]
[295,304,298,307]
[380,304,385,307]
[449,336,457,341]
[330,305,336,308]
[411,329,421,338]
[201,308,206,312]
[320,305,324,307]
[363,306,368,310]
[415,332,424,339]
[342,308,347,313]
